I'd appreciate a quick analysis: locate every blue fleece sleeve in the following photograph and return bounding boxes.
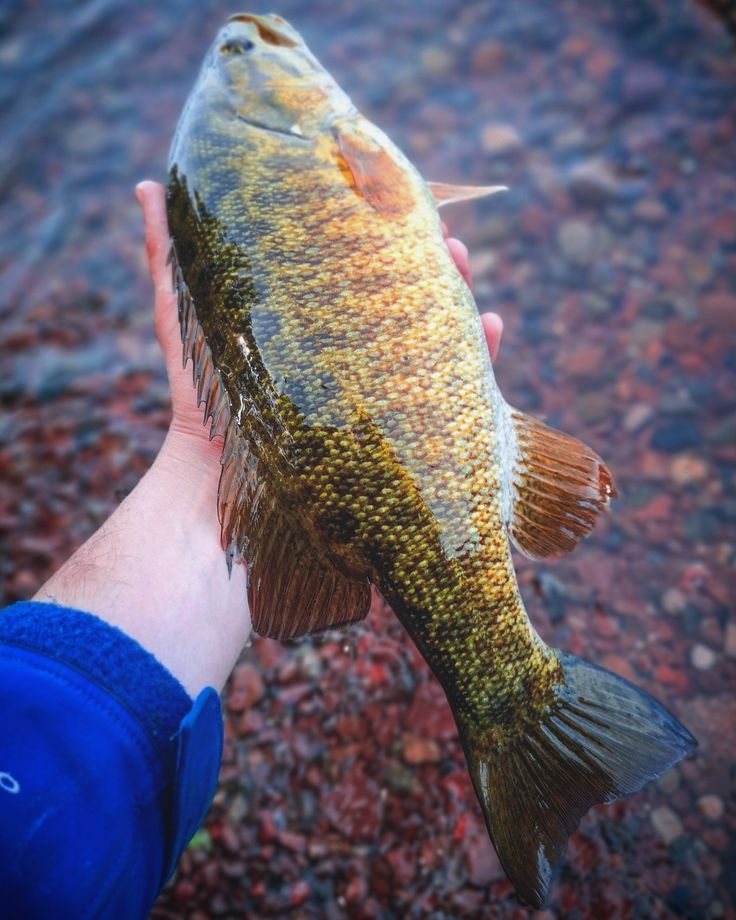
[0,601,224,920]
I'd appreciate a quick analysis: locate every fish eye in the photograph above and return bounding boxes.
[220,39,255,55]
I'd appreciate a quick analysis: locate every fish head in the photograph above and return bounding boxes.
[199,13,355,138]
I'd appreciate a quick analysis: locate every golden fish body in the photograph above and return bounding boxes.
[167,14,695,906]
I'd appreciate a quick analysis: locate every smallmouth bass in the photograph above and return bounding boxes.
[166,13,695,906]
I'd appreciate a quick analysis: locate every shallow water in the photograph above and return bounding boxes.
[1,1,734,917]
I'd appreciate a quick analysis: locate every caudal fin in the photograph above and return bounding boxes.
[459,653,696,907]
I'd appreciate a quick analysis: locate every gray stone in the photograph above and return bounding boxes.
[569,159,620,205]
[558,219,596,265]
[691,643,716,670]
[651,805,684,844]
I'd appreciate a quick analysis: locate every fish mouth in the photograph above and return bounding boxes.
[226,13,299,48]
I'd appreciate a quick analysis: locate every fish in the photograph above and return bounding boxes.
[166,13,696,907]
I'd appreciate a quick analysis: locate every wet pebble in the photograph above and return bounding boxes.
[480,123,523,155]
[623,403,654,432]
[691,643,716,670]
[650,418,700,453]
[633,198,669,224]
[651,806,684,844]
[700,292,736,332]
[569,159,620,205]
[725,622,736,659]
[670,454,709,485]
[697,795,724,821]
[661,588,687,616]
[464,831,504,886]
[227,663,265,712]
[558,219,596,265]
[402,732,441,765]
[323,765,383,842]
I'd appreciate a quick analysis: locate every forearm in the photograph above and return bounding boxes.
[33,430,249,697]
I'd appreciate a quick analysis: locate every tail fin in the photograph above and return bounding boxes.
[459,653,696,907]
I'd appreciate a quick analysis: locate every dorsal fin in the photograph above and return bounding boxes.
[170,244,231,440]
[170,242,371,638]
[427,181,507,208]
[503,406,617,559]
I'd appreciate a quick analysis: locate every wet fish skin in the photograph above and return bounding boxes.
[167,14,696,906]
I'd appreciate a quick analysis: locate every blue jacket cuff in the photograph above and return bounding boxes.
[0,601,224,918]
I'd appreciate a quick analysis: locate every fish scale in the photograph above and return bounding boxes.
[167,13,695,906]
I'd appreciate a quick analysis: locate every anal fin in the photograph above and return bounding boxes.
[504,406,617,559]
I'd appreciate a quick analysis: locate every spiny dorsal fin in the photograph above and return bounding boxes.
[504,406,617,559]
[428,181,508,208]
[171,242,231,440]
[219,422,371,640]
[170,241,370,638]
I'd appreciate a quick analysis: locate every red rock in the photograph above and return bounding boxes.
[323,765,383,842]
[453,813,469,843]
[481,123,523,155]
[277,830,307,853]
[470,40,506,76]
[227,662,264,713]
[258,811,277,843]
[654,664,689,693]
[174,879,196,904]
[405,679,457,741]
[219,822,240,854]
[289,880,310,908]
[565,345,606,379]
[700,292,736,331]
[634,198,668,223]
[586,48,617,79]
[599,654,637,683]
[333,713,366,740]
[464,827,504,887]
[402,732,441,764]
[344,874,368,904]
[593,608,618,638]
[633,493,672,521]
[386,844,416,886]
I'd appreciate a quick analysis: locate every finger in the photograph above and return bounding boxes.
[481,311,503,363]
[446,237,472,287]
[135,180,171,296]
[135,181,181,362]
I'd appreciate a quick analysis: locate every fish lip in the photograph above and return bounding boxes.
[225,12,299,47]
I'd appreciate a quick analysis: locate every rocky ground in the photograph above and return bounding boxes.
[1,1,734,917]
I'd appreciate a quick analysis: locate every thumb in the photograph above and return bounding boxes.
[135,180,181,370]
[136,180,216,448]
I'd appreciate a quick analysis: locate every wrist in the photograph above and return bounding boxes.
[35,423,250,697]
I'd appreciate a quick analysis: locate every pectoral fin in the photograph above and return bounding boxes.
[334,123,414,217]
[428,181,507,207]
[503,407,617,559]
